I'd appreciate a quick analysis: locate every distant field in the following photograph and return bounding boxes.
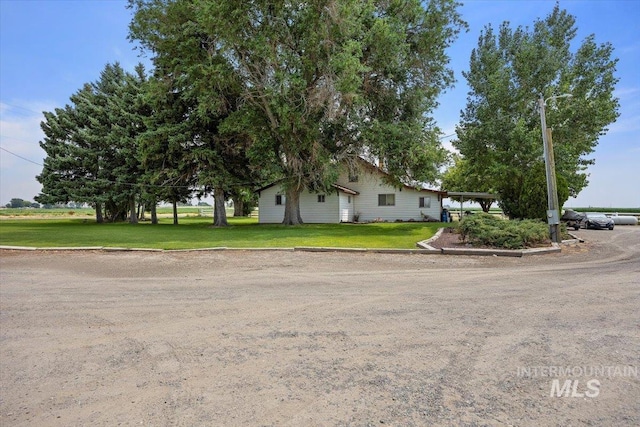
[0,206,224,217]
[565,207,640,214]
[0,217,441,250]
[0,208,95,217]
[446,207,640,214]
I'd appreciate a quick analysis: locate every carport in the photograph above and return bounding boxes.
[445,191,498,220]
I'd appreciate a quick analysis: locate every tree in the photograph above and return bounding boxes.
[453,4,619,219]
[517,162,569,221]
[138,74,197,225]
[129,0,464,224]
[7,198,29,208]
[130,0,263,227]
[37,63,149,223]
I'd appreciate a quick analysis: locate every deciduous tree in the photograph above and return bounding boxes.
[129,0,464,224]
[453,4,619,219]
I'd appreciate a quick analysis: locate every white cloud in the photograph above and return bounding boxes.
[0,101,53,203]
[620,41,640,54]
[614,86,640,99]
[608,113,640,134]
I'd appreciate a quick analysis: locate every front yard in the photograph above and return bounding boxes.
[0,217,442,250]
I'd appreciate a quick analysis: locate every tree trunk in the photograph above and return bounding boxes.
[479,200,493,213]
[213,187,228,227]
[138,202,146,221]
[282,186,303,225]
[172,200,179,225]
[129,195,138,224]
[232,195,244,217]
[151,201,158,225]
[95,201,104,223]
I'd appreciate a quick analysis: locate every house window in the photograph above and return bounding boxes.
[348,196,351,203]
[378,194,395,206]
[317,194,325,203]
[419,196,431,208]
[275,194,283,205]
[349,174,359,182]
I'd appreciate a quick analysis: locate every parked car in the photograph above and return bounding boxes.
[582,212,615,230]
[561,209,586,230]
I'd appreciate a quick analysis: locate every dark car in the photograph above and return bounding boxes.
[582,212,614,230]
[561,209,586,230]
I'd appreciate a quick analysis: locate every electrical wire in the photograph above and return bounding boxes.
[0,145,43,166]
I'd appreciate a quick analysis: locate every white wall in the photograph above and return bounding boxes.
[299,189,340,223]
[258,185,286,224]
[258,184,341,223]
[259,165,443,223]
[337,169,441,222]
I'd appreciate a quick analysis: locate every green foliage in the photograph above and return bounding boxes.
[499,161,570,220]
[36,63,149,223]
[454,4,619,219]
[6,198,38,208]
[458,213,550,249]
[570,207,639,214]
[129,0,465,224]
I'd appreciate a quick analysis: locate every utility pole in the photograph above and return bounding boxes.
[546,127,561,243]
[538,94,565,244]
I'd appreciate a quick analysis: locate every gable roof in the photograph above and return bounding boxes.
[353,158,446,195]
[256,180,359,196]
[333,184,359,195]
[256,157,445,196]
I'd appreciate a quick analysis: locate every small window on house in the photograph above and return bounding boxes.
[348,195,351,203]
[378,194,395,206]
[275,194,283,205]
[317,194,325,203]
[419,196,431,208]
[349,174,359,182]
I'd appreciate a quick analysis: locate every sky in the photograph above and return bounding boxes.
[1,0,638,208]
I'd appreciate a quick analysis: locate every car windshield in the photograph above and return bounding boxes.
[587,213,608,219]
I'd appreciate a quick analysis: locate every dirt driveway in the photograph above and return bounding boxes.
[1,227,639,426]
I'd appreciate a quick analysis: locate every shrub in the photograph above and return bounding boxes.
[459,213,550,249]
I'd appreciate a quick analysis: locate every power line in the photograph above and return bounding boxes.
[0,102,45,116]
[0,146,43,166]
[0,144,259,190]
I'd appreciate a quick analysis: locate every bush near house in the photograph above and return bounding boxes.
[458,213,550,249]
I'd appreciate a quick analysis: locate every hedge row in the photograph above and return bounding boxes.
[458,213,550,249]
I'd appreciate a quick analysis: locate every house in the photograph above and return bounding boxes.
[257,161,445,223]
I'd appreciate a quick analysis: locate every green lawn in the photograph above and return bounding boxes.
[0,217,442,250]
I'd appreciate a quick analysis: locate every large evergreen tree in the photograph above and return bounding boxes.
[453,5,619,219]
[130,0,264,227]
[37,63,149,223]
[129,0,464,224]
[138,74,197,225]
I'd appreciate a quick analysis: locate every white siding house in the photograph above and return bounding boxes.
[258,162,444,224]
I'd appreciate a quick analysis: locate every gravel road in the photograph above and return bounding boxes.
[1,227,639,426]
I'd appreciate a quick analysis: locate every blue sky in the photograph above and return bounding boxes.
[1,0,638,208]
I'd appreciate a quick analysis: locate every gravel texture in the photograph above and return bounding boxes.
[1,227,639,426]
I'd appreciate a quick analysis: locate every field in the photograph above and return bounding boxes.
[0,206,207,217]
